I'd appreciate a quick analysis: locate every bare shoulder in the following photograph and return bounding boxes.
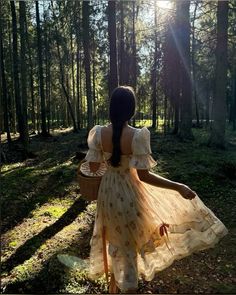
[125,125,140,135]
[100,124,112,135]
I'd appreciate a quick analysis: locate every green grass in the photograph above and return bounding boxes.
[1,126,235,294]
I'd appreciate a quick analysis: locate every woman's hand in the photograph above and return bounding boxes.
[177,184,196,200]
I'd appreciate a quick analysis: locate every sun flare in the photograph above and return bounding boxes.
[156,0,173,10]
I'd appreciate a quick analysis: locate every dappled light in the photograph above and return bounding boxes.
[1,0,235,293]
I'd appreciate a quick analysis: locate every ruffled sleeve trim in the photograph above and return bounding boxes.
[129,127,157,169]
[84,125,104,163]
[129,154,157,169]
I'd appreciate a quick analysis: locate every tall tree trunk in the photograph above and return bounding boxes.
[164,95,168,135]
[208,0,229,147]
[178,0,194,140]
[44,8,51,133]
[82,1,93,130]
[7,18,16,134]
[70,26,76,126]
[131,1,137,127]
[36,1,48,136]
[205,81,210,126]
[74,1,81,130]
[76,40,81,130]
[92,35,97,124]
[191,1,200,127]
[132,1,137,91]
[24,4,36,133]
[171,19,180,135]
[0,5,11,143]
[151,1,158,129]
[56,42,76,131]
[119,1,126,85]
[19,1,29,150]
[108,0,118,97]
[10,1,26,145]
[50,1,78,132]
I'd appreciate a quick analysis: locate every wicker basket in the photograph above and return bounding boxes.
[77,160,104,201]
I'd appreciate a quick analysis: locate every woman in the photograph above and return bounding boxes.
[85,86,228,293]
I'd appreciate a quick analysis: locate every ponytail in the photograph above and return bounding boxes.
[109,86,137,167]
[110,121,125,167]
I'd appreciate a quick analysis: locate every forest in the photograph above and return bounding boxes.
[1,0,236,294]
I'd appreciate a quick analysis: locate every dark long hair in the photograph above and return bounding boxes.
[109,86,136,167]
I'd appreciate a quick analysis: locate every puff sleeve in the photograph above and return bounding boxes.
[84,125,104,162]
[129,127,157,169]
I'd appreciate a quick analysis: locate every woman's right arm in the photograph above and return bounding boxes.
[137,169,196,200]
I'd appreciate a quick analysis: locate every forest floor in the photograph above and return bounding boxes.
[1,126,236,294]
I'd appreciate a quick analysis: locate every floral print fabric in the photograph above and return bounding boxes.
[85,125,228,292]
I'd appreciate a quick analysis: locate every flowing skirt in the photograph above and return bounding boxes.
[88,166,228,292]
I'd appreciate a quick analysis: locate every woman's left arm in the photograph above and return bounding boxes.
[137,169,196,200]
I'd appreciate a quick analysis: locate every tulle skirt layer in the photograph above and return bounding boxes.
[88,167,228,292]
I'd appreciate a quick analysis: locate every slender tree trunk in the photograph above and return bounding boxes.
[82,1,93,130]
[92,35,97,124]
[208,0,229,147]
[74,1,81,130]
[19,1,29,150]
[192,1,200,127]
[119,1,126,85]
[178,0,194,140]
[44,9,51,133]
[10,1,26,144]
[24,4,35,133]
[108,0,118,97]
[70,26,76,126]
[171,18,180,135]
[76,45,81,130]
[36,1,48,136]
[7,18,16,134]
[164,95,167,135]
[132,1,137,91]
[0,6,11,143]
[205,81,210,126]
[55,38,78,132]
[50,1,77,132]
[151,1,158,129]
[80,55,84,128]
[131,1,137,127]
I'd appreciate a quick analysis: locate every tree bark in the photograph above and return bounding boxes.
[19,1,29,149]
[11,1,27,148]
[108,0,118,97]
[208,0,229,147]
[36,1,48,136]
[191,1,200,127]
[82,0,93,129]
[177,0,194,140]
[44,7,51,133]
[52,11,78,132]
[74,1,81,130]
[151,1,158,129]
[119,1,126,85]
[24,3,36,133]
[82,1,93,130]
[0,4,11,143]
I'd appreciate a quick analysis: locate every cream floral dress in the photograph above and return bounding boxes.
[85,125,228,292]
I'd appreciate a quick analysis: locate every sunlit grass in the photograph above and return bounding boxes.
[1,126,235,293]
